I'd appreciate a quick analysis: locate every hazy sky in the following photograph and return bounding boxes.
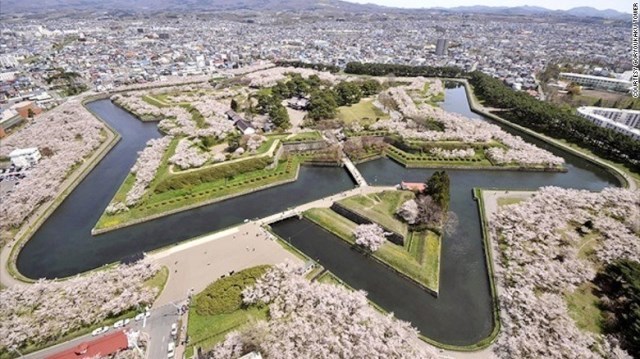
[346,0,631,13]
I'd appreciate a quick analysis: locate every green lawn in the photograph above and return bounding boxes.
[337,190,413,236]
[420,83,445,104]
[185,306,268,358]
[185,266,270,357]
[565,282,603,334]
[304,206,441,293]
[144,266,169,297]
[142,95,170,108]
[337,99,389,126]
[496,197,525,207]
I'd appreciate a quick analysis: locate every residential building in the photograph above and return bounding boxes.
[9,147,41,168]
[559,73,631,92]
[435,39,449,56]
[577,106,640,140]
[0,108,22,133]
[11,100,42,118]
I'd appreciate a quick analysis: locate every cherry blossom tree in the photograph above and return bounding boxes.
[169,138,210,170]
[0,261,159,351]
[244,66,342,88]
[126,137,172,206]
[353,223,387,252]
[490,187,638,358]
[370,85,565,168]
[0,101,105,229]
[430,147,475,159]
[208,263,438,359]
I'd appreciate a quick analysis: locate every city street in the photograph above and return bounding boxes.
[21,305,180,359]
[145,304,182,359]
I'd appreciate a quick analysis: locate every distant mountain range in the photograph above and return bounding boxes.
[432,5,628,19]
[0,0,630,19]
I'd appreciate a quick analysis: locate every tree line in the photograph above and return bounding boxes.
[275,60,341,73]
[344,62,465,78]
[468,71,640,172]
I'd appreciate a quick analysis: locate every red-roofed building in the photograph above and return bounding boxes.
[46,331,129,359]
[400,181,426,192]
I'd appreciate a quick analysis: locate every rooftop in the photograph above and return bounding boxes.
[560,72,632,84]
[9,147,39,157]
[46,331,128,359]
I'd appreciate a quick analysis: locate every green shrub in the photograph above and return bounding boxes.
[156,157,273,193]
[193,265,270,316]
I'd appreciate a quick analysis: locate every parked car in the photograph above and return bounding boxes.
[123,318,131,326]
[145,311,151,318]
[170,323,178,337]
[167,342,175,358]
[135,313,144,321]
[113,319,125,328]
[91,326,109,336]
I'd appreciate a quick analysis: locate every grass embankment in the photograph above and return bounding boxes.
[337,191,413,236]
[337,99,389,126]
[142,95,170,108]
[283,131,323,142]
[145,266,170,297]
[95,151,300,231]
[185,266,270,358]
[304,199,441,293]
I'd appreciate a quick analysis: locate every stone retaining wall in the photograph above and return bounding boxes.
[329,203,405,245]
[282,140,328,152]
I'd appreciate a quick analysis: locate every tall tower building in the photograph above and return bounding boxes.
[435,39,449,56]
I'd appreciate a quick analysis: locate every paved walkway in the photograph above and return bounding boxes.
[151,223,300,308]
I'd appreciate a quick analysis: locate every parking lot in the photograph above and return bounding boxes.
[0,166,28,196]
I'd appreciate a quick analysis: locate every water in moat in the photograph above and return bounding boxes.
[16,100,355,279]
[17,85,619,346]
[269,83,619,345]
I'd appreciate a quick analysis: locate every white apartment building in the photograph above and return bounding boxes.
[560,72,631,92]
[9,147,41,168]
[577,106,640,141]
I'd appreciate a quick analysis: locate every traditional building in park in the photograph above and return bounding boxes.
[225,110,256,135]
